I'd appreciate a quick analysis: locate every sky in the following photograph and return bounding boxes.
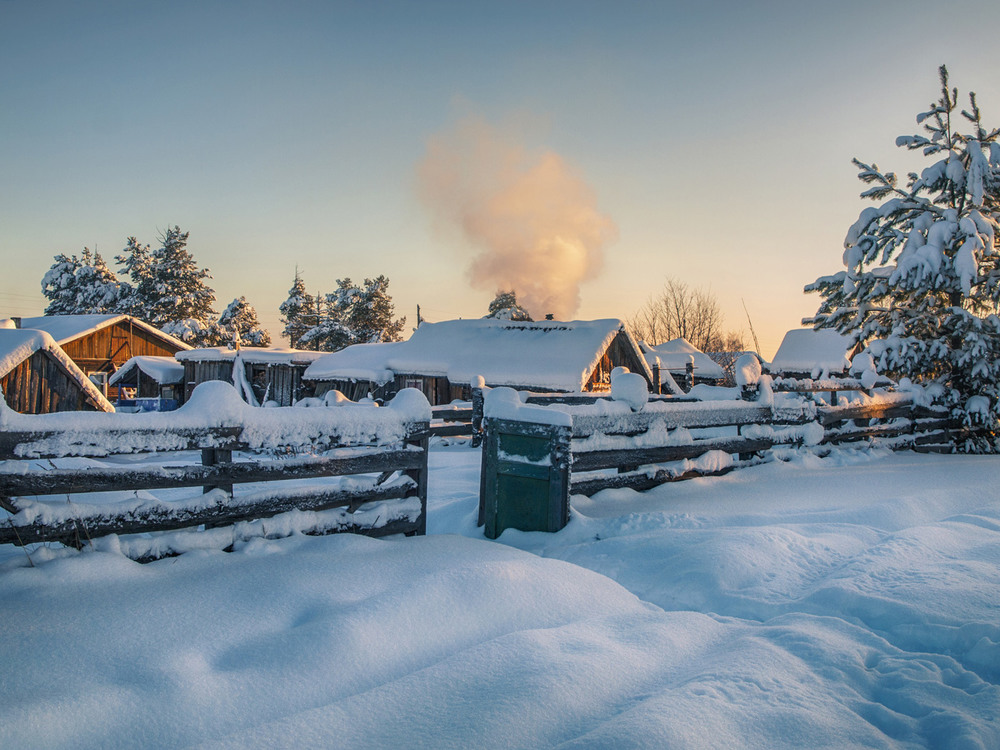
[2,1,1000,359]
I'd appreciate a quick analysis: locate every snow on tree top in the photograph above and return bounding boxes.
[15,314,191,350]
[639,338,725,380]
[108,356,184,386]
[175,346,327,366]
[769,329,852,376]
[304,318,637,392]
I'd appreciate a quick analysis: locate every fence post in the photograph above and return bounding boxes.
[471,387,485,447]
[201,448,234,495]
[404,424,430,535]
[479,417,571,539]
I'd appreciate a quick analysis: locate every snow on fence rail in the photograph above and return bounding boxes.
[0,382,432,560]
[478,380,957,538]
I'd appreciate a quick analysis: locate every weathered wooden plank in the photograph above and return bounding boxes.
[570,404,808,439]
[571,462,741,496]
[0,426,246,459]
[0,447,426,497]
[0,480,418,547]
[571,436,776,473]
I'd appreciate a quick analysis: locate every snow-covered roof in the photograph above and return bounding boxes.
[304,319,646,392]
[15,314,191,351]
[769,328,853,375]
[0,329,115,412]
[108,356,185,386]
[176,346,326,366]
[640,338,725,380]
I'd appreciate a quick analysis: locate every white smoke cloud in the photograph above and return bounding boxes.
[416,115,616,320]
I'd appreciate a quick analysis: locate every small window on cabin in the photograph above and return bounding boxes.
[88,371,109,395]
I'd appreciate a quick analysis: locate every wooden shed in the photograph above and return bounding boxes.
[303,318,655,406]
[175,347,326,406]
[11,315,190,398]
[639,338,725,392]
[108,355,185,412]
[0,329,115,414]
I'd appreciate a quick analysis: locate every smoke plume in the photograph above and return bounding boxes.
[416,115,616,320]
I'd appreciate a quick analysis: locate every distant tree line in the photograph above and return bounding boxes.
[41,226,270,347]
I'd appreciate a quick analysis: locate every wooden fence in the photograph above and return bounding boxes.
[0,390,430,561]
[479,384,958,538]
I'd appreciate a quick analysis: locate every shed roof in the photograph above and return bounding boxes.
[109,356,185,386]
[304,318,649,392]
[0,329,115,412]
[769,328,853,375]
[13,315,191,351]
[639,338,725,381]
[175,346,326,366]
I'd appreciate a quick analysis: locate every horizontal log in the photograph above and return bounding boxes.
[571,404,808,439]
[0,480,417,547]
[816,399,949,427]
[430,408,473,422]
[823,419,957,444]
[427,423,476,438]
[571,436,776,473]
[0,448,426,498]
[571,462,741,496]
[0,422,430,460]
[0,426,245,459]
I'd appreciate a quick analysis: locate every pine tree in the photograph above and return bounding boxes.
[145,226,217,332]
[41,248,122,314]
[114,236,154,318]
[806,66,1000,450]
[299,279,356,352]
[297,275,405,352]
[485,290,533,321]
[350,276,406,344]
[219,296,271,347]
[278,269,315,348]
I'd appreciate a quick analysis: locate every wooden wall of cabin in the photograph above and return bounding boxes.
[584,332,654,391]
[183,360,234,401]
[60,320,184,375]
[113,369,164,399]
[1,351,103,414]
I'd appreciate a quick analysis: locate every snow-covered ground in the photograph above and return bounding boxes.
[1,444,998,749]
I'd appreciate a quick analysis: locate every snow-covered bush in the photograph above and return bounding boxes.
[806,66,1000,451]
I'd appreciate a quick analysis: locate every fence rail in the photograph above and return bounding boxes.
[479,383,959,538]
[0,387,431,559]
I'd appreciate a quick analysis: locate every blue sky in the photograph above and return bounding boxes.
[2,1,999,358]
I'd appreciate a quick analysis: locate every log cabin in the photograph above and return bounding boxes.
[302,318,655,406]
[0,328,115,414]
[10,315,190,398]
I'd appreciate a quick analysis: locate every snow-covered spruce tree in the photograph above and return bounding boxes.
[218,296,271,347]
[145,226,217,336]
[485,290,533,321]
[349,276,406,344]
[278,269,315,349]
[114,236,154,318]
[41,248,123,314]
[806,66,1000,450]
[298,279,355,352]
[297,276,405,351]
